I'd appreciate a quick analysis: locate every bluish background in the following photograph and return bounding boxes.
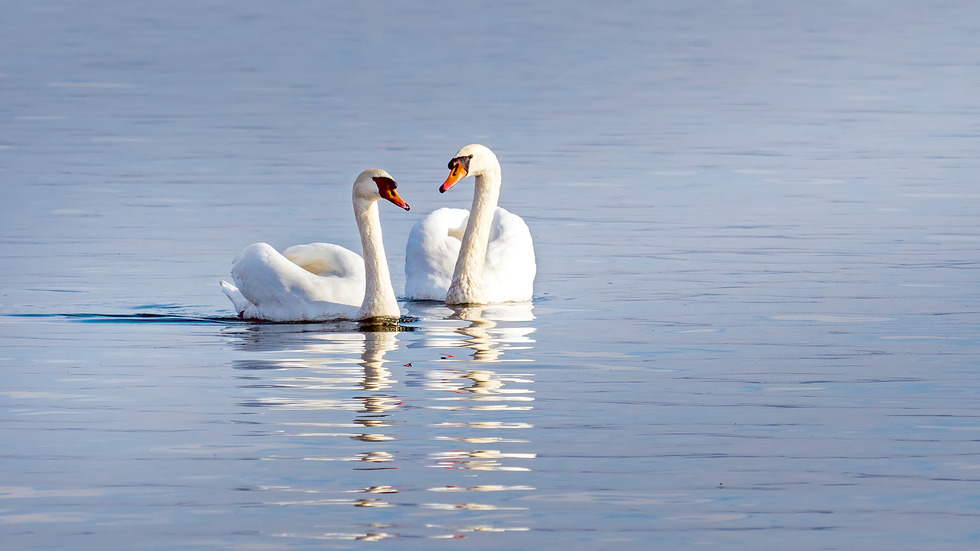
[2,1,979,549]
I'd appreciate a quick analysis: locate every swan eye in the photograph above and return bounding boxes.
[448,155,472,172]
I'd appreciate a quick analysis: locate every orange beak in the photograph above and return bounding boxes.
[373,176,411,211]
[384,187,411,211]
[440,163,468,193]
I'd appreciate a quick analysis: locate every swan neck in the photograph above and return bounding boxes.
[354,198,399,318]
[447,169,501,305]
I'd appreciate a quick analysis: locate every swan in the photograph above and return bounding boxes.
[220,169,411,321]
[405,144,535,305]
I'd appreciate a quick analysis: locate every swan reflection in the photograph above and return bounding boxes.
[231,325,402,466]
[430,449,536,472]
[405,301,536,362]
[405,303,539,482]
[225,303,537,541]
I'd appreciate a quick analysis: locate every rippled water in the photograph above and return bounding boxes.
[3,1,980,549]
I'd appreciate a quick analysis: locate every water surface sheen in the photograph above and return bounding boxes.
[2,1,979,549]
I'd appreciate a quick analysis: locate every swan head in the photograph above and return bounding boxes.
[440,144,499,193]
[354,169,411,211]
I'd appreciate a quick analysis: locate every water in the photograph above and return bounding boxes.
[2,1,980,549]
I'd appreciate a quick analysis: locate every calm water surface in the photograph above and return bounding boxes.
[2,1,979,549]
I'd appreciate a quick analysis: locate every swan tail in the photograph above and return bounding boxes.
[220,280,251,318]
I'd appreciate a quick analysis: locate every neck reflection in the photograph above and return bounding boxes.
[353,330,399,444]
[224,309,539,539]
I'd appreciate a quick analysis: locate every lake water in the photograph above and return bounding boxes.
[2,1,980,549]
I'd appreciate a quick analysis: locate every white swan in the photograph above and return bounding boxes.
[405,144,535,305]
[220,169,411,321]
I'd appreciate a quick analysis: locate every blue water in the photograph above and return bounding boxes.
[2,1,980,549]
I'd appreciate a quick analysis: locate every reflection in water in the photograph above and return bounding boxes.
[405,301,537,362]
[450,303,536,362]
[413,303,539,523]
[225,305,538,541]
[430,448,536,472]
[233,326,402,474]
[352,329,399,451]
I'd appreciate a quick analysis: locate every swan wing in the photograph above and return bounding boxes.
[484,207,536,303]
[405,207,535,303]
[228,242,362,321]
[405,207,469,300]
[282,242,366,279]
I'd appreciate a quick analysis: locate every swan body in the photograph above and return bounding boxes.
[405,144,535,305]
[220,169,410,322]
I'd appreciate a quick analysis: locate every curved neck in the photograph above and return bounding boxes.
[353,198,399,319]
[447,166,501,305]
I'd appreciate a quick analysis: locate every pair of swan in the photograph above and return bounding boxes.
[220,144,536,322]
